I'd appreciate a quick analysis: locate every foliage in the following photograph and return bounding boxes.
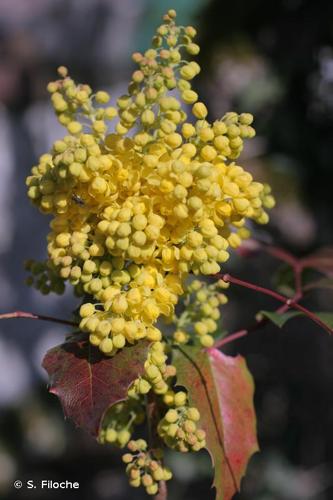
[174,346,258,500]
[42,335,149,436]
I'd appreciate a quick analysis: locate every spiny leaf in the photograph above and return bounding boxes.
[42,333,149,436]
[260,310,300,328]
[173,346,258,500]
[260,310,333,329]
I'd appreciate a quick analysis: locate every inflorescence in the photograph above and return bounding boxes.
[25,9,274,496]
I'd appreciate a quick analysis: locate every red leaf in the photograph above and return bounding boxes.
[42,334,149,436]
[174,346,258,500]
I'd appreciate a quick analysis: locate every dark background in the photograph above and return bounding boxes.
[0,0,333,499]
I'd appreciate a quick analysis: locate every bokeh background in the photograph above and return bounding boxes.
[1,0,333,499]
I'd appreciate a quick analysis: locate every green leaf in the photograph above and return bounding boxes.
[273,264,295,298]
[42,333,149,436]
[173,346,258,500]
[315,313,333,328]
[261,310,333,329]
[260,310,301,327]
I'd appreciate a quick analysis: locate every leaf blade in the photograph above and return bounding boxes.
[174,346,258,500]
[260,310,301,327]
[42,334,149,436]
[260,310,333,329]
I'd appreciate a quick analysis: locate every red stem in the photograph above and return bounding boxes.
[216,273,333,335]
[154,480,167,500]
[259,243,298,267]
[0,310,77,327]
[216,329,248,347]
[215,303,290,348]
[293,263,303,300]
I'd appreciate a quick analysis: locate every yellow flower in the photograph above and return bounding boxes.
[26,9,274,354]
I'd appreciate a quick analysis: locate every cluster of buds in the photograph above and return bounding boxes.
[158,393,206,452]
[99,398,145,448]
[123,440,172,496]
[25,9,274,357]
[172,278,229,347]
[128,342,176,397]
[24,9,277,498]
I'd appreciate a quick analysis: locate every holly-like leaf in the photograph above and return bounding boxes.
[173,346,258,500]
[260,310,300,328]
[42,333,149,436]
[260,310,333,329]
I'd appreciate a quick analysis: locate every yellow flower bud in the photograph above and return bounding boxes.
[80,303,95,317]
[200,145,216,161]
[165,133,182,149]
[141,109,155,125]
[95,90,110,103]
[180,65,196,80]
[67,121,82,134]
[92,120,107,135]
[192,102,208,119]
[182,90,198,104]
[100,337,114,353]
[181,123,195,138]
[186,43,200,55]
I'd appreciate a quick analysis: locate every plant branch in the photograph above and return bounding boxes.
[154,480,167,500]
[216,273,333,335]
[293,263,303,300]
[0,310,77,327]
[258,242,298,267]
[216,329,248,348]
[216,242,311,348]
[215,303,290,348]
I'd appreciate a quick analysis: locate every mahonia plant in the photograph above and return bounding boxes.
[22,9,280,499]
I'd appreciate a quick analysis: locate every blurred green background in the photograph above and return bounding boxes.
[0,0,333,499]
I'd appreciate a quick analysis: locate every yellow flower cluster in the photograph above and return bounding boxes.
[157,393,206,452]
[123,440,173,495]
[128,341,176,397]
[172,278,229,347]
[26,9,274,354]
[99,398,145,448]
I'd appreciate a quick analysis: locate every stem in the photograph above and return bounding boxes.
[293,263,303,300]
[0,310,77,327]
[216,273,333,335]
[215,303,289,348]
[215,329,248,348]
[154,480,167,500]
[259,243,298,267]
[216,242,311,348]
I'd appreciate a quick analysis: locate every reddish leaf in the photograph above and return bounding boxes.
[174,346,258,500]
[42,334,149,436]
